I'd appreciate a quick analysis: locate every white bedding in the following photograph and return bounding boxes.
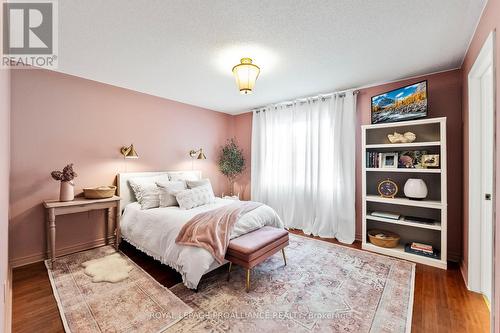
[120,198,284,289]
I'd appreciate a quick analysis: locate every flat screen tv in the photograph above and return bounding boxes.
[371,80,428,124]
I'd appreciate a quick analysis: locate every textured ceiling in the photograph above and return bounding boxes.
[55,0,486,114]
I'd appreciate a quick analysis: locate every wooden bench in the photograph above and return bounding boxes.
[225,226,289,292]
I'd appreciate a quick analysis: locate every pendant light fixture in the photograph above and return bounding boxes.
[232,58,260,94]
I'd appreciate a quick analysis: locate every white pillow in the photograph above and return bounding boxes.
[174,184,215,210]
[168,172,199,182]
[156,180,186,207]
[128,175,169,209]
[186,178,211,189]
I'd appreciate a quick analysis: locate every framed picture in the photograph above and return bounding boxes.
[381,153,398,168]
[371,80,428,124]
[422,154,439,168]
[398,154,414,168]
[398,150,428,168]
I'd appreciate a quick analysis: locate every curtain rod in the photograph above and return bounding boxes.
[252,89,359,113]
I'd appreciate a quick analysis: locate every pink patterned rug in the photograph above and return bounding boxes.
[46,246,192,333]
[169,234,415,332]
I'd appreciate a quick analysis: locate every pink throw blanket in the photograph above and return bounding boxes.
[175,201,263,263]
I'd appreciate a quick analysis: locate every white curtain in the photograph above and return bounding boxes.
[251,92,356,243]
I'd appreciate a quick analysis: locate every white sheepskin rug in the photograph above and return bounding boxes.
[82,253,133,283]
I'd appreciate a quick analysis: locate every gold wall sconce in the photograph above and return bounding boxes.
[120,144,139,159]
[189,148,206,160]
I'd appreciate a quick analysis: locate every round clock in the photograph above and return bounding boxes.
[378,179,398,198]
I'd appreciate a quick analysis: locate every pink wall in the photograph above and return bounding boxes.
[9,69,234,265]
[356,70,463,260]
[461,0,500,330]
[232,112,253,200]
[0,66,11,331]
[233,70,464,259]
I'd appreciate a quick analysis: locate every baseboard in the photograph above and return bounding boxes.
[447,252,462,263]
[4,265,12,333]
[460,260,469,289]
[10,236,115,268]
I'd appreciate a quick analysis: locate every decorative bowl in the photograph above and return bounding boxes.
[83,186,117,199]
[368,229,400,248]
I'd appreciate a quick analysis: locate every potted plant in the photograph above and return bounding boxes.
[218,138,245,196]
[51,164,78,201]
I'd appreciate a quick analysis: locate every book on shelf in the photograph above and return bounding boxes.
[404,243,440,259]
[369,212,438,226]
[366,152,383,168]
[370,211,401,220]
[410,242,433,253]
[401,216,437,225]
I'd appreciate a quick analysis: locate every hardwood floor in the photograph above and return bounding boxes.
[12,232,490,333]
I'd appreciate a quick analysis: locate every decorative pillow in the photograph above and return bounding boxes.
[128,175,169,209]
[168,172,199,182]
[156,181,186,207]
[186,178,211,189]
[174,184,215,210]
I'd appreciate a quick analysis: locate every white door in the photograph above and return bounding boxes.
[467,31,496,307]
[480,64,494,303]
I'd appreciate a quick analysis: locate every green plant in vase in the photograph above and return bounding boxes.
[218,138,246,197]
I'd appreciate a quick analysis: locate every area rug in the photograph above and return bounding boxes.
[45,246,192,333]
[169,234,415,333]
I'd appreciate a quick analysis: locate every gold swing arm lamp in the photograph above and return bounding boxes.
[120,144,139,159]
[189,148,206,160]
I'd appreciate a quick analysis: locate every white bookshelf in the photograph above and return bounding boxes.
[366,168,441,174]
[366,141,441,149]
[361,117,447,269]
[365,195,443,209]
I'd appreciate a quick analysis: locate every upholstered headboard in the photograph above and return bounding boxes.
[117,170,202,210]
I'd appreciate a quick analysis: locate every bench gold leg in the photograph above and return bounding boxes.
[282,248,287,266]
[246,269,250,292]
[227,262,232,281]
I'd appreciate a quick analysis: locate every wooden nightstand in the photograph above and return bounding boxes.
[43,196,121,269]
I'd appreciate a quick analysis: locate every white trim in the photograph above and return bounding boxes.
[467,31,495,293]
[459,0,490,67]
[9,236,114,268]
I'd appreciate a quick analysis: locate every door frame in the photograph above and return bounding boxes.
[467,30,497,300]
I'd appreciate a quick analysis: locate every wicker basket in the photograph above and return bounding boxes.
[83,186,116,199]
[367,229,400,248]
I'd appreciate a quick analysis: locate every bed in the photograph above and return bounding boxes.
[117,171,283,289]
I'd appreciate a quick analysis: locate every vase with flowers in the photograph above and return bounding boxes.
[51,164,78,201]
